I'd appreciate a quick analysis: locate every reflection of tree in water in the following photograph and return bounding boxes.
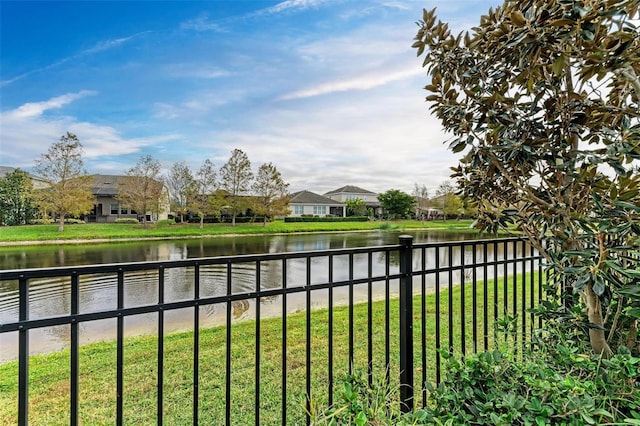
[232,300,250,319]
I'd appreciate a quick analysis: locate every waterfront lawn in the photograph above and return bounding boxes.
[0,219,476,243]
[0,273,540,425]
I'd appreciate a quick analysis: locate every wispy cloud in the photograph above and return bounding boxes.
[278,67,421,100]
[165,64,230,79]
[0,33,147,88]
[257,0,328,15]
[180,0,329,32]
[180,14,225,32]
[1,92,180,169]
[5,90,98,119]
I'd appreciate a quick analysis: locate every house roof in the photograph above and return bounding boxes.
[91,174,125,196]
[290,190,344,205]
[324,185,377,196]
[0,166,48,185]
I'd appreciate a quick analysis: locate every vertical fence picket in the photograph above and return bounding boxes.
[1,236,545,425]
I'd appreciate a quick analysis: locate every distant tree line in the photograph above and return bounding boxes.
[1,133,476,230]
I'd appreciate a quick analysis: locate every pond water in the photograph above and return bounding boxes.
[1,230,509,361]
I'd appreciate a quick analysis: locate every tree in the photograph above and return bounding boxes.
[220,149,253,226]
[165,161,194,223]
[377,189,415,219]
[252,162,290,226]
[0,169,37,225]
[345,198,368,217]
[117,155,164,227]
[412,183,430,220]
[414,1,640,356]
[34,132,95,232]
[187,159,219,228]
[436,181,463,220]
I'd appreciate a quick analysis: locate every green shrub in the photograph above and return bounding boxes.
[114,218,139,224]
[308,369,402,425]
[64,218,85,224]
[417,326,640,425]
[284,216,369,223]
[310,322,640,425]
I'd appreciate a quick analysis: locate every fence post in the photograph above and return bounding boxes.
[398,235,414,413]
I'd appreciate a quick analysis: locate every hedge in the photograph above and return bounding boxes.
[284,216,369,222]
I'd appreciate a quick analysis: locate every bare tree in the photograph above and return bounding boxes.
[165,161,194,223]
[34,132,95,232]
[252,162,290,226]
[412,183,430,221]
[220,149,253,226]
[117,155,163,227]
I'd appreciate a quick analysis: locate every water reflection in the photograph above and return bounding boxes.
[1,230,507,361]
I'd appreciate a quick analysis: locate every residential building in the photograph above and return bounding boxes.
[289,190,345,217]
[0,166,49,189]
[324,185,381,216]
[85,174,170,223]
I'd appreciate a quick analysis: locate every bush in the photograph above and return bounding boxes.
[284,216,369,223]
[310,322,640,425]
[417,325,640,425]
[64,218,86,224]
[114,218,139,224]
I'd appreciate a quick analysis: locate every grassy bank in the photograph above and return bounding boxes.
[0,219,476,244]
[0,273,541,425]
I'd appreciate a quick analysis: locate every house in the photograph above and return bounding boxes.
[324,185,381,216]
[288,190,345,217]
[0,166,49,189]
[85,174,170,223]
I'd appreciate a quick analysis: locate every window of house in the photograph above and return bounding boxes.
[293,205,304,215]
[110,203,119,214]
[313,205,326,215]
[120,207,129,214]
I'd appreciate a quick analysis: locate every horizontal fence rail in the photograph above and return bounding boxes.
[0,236,544,425]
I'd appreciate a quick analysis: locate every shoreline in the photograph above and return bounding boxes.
[0,226,475,247]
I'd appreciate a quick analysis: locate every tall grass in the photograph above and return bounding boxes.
[0,272,541,425]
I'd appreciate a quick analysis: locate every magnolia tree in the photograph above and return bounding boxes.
[414,0,639,356]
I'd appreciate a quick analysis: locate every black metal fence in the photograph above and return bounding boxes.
[0,236,544,425]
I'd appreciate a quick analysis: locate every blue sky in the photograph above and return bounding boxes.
[1,0,500,195]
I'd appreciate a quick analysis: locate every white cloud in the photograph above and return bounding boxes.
[1,34,145,88]
[180,14,225,32]
[279,66,422,100]
[165,64,230,79]
[1,92,180,170]
[5,91,97,119]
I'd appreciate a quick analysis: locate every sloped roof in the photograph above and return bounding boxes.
[290,190,344,205]
[91,174,125,196]
[324,185,377,196]
[0,166,48,183]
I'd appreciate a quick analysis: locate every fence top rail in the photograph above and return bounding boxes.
[0,236,525,281]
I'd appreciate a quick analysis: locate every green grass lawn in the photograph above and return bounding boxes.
[0,219,476,244]
[0,272,542,425]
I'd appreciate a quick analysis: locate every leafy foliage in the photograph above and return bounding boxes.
[165,161,194,223]
[419,322,640,425]
[117,155,165,228]
[414,0,640,356]
[220,149,254,226]
[0,169,37,226]
[187,159,220,229]
[33,132,95,232]
[252,162,290,226]
[378,189,416,219]
[345,198,368,217]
